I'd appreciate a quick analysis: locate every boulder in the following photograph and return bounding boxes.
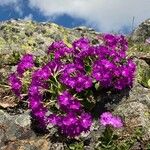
[131,18,150,42]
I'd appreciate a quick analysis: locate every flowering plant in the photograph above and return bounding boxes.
[8,34,135,138]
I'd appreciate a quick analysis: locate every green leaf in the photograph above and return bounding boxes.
[148,79,150,87]
[95,82,100,90]
[85,65,91,73]
[69,142,84,150]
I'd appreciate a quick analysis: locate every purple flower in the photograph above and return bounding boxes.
[110,116,123,128]
[60,63,92,92]
[54,47,73,59]
[62,113,78,126]
[58,91,81,113]
[127,59,136,72]
[73,38,90,52]
[47,114,62,126]
[118,35,128,51]
[118,51,126,59]
[74,75,92,91]
[92,60,114,87]
[48,41,74,63]
[29,95,42,110]
[100,112,123,128]
[114,79,125,90]
[17,54,34,76]
[58,91,71,107]
[60,113,80,137]
[121,67,130,77]
[104,34,117,48]
[101,59,115,70]
[21,54,34,62]
[69,100,81,112]
[67,78,76,88]
[28,84,39,96]
[80,113,92,130]
[100,112,113,126]
[58,112,92,138]
[95,45,109,58]
[8,73,22,96]
[33,106,47,119]
[32,65,51,80]
[75,75,93,92]
[47,41,66,54]
[84,77,93,88]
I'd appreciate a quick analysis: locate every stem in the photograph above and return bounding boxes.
[106,127,114,147]
[22,80,31,84]
[53,75,62,91]
[106,135,113,147]
[45,100,57,106]
[95,141,101,149]
[20,93,28,96]
[42,89,56,94]
[0,84,10,88]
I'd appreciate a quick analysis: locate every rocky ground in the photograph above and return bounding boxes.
[131,18,150,43]
[0,19,150,150]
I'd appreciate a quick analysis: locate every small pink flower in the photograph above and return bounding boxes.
[100,112,113,126]
[110,116,123,128]
[100,112,123,128]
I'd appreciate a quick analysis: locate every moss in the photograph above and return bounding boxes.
[59,28,74,47]
[27,37,36,47]
[129,43,150,53]
[51,23,60,28]
[137,62,150,88]
[44,28,54,37]
[0,37,6,50]
[25,21,36,30]
[136,44,150,52]
[63,34,72,48]
[21,43,33,53]
[11,35,21,44]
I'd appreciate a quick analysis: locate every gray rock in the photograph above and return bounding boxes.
[112,82,150,141]
[0,139,52,150]
[131,18,150,42]
[15,111,31,127]
[0,109,67,150]
[115,101,150,133]
[0,110,35,146]
[0,19,101,58]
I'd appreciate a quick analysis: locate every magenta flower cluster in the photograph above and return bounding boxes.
[60,63,93,92]
[8,34,135,138]
[8,54,34,96]
[56,91,92,137]
[100,112,123,128]
[8,73,22,96]
[17,54,34,76]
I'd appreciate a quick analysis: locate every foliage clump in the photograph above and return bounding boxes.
[8,34,136,138]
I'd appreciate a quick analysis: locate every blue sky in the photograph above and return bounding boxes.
[0,0,150,34]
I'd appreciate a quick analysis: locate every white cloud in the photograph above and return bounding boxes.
[28,0,150,32]
[23,14,33,20]
[0,0,23,16]
[0,0,17,5]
